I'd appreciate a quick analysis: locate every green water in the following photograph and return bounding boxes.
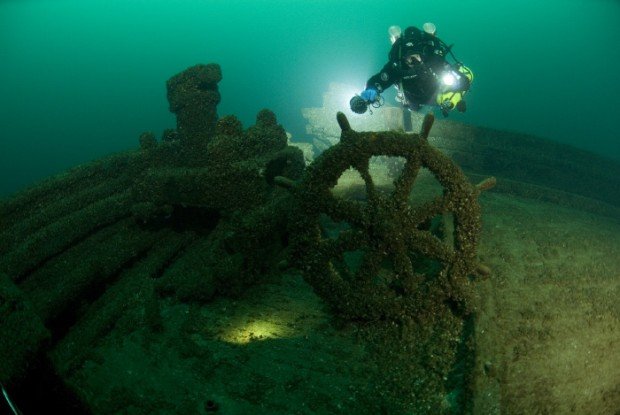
[1,0,619,197]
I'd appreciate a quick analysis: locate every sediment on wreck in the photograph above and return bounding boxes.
[0,62,305,398]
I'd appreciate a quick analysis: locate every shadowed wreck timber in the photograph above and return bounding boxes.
[1,191,133,279]
[0,272,50,387]
[21,219,167,325]
[49,231,197,376]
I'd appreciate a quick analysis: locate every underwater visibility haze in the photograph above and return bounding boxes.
[1,0,620,197]
[1,1,620,414]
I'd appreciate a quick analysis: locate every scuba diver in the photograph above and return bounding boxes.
[350,23,473,120]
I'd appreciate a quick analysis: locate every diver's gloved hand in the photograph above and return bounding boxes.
[360,88,379,103]
[456,99,466,113]
[350,95,368,114]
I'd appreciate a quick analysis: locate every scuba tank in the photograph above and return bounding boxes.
[388,25,401,45]
[423,22,436,36]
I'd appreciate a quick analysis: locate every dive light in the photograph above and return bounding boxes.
[441,70,460,88]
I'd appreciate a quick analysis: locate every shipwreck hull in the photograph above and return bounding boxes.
[1,74,619,414]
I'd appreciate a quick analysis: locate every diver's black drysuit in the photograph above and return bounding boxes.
[365,26,465,110]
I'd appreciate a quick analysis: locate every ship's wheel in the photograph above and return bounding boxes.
[287,112,492,321]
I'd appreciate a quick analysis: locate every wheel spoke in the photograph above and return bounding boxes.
[392,245,415,281]
[318,228,367,256]
[392,157,421,206]
[355,247,388,284]
[406,228,453,263]
[353,159,377,201]
[324,195,370,229]
[406,195,451,227]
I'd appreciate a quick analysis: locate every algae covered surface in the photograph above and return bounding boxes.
[51,182,620,414]
[474,193,620,414]
[2,1,619,411]
[1,63,619,414]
